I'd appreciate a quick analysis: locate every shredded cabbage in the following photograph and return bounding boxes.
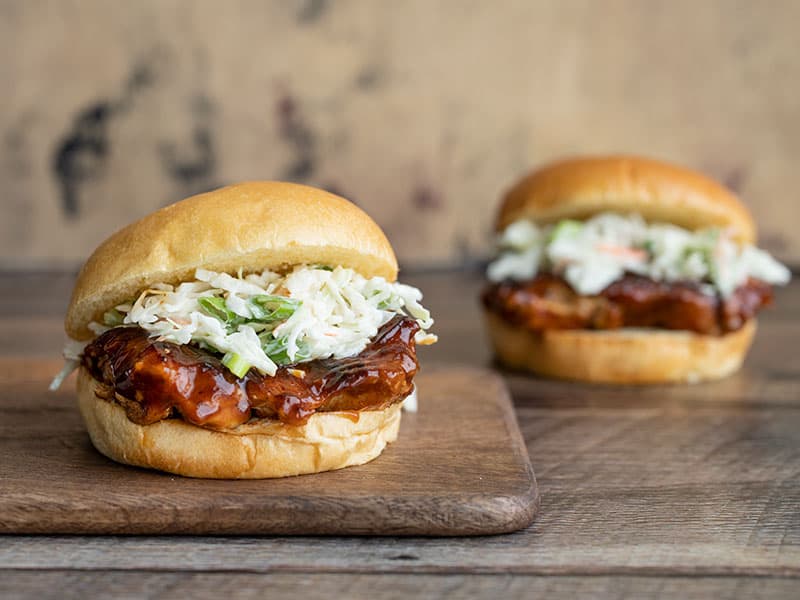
[488,213,791,297]
[402,385,418,413]
[48,339,87,391]
[58,265,436,383]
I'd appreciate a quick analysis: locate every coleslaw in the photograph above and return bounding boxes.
[488,213,791,297]
[51,265,436,388]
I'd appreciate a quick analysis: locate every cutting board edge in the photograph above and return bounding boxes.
[1,366,539,536]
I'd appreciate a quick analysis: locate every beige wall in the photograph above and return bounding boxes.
[2,0,798,269]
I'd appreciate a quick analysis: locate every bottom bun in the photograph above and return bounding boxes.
[484,311,756,384]
[77,369,402,479]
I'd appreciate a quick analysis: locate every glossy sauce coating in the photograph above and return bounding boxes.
[483,273,773,335]
[82,316,419,430]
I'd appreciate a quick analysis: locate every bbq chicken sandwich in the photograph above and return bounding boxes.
[52,182,436,478]
[482,156,790,384]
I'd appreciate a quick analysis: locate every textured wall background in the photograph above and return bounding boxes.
[2,0,798,269]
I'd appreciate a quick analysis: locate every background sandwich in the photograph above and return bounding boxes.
[483,155,790,384]
[52,181,436,478]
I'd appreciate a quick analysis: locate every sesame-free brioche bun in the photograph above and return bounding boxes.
[484,311,756,384]
[66,181,398,340]
[78,369,402,479]
[497,156,756,244]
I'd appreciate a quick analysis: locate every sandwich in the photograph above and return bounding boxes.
[51,181,436,478]
[482,155,790,384]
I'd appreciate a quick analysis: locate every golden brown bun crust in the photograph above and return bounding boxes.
[67,181,398,339]
[77,369,401,479]
[497,156,756,244]
[484,311,755,384]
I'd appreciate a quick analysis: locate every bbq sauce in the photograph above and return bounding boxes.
[82,316,420,430]
[483,274,774,335]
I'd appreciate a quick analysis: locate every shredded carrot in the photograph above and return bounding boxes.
[596,244,647,260]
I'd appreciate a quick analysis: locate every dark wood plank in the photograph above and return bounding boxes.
[1,530,797,576]
[0,271,76,318]
[2,571,799,600]
[0,367,537,536]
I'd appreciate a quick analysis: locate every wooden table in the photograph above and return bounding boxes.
[2,270,798,599]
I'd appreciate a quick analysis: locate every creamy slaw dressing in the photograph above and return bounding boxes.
[488,213,790,297]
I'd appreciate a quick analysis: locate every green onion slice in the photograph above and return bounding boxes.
[222,352,251,378]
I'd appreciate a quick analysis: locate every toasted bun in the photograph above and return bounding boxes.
[484,311,756,384]
[77,369,401,479]
[497,156,755,244]
[66,182,398,339]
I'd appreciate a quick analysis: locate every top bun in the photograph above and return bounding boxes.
[66,181,398,339]
[496,156,756,244]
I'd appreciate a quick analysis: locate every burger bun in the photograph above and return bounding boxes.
[78,369,402,479]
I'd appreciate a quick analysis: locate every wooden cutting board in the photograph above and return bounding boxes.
[0,363,538,536]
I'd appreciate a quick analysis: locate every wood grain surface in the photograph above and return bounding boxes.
[0,366,537,536]
[2,572,799,600]
[1,271,798,598]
